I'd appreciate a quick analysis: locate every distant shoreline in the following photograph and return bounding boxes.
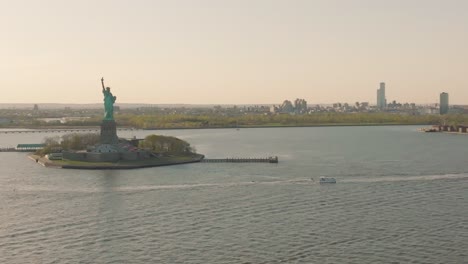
[142,123,431,130]
[1,123,431,131]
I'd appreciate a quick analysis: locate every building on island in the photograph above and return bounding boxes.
[376,82,387,110]
[439,92,449,115]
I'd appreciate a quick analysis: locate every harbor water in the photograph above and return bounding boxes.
[0,126,467,263]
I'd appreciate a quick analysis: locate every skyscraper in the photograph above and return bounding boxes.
[377,82,387,109]
[440,92,449,115]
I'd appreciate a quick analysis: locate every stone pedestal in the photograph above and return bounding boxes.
[100,120,119,144]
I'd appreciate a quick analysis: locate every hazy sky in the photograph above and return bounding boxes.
[1,0,467,104]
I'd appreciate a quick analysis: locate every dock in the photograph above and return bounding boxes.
[201,156,278,163]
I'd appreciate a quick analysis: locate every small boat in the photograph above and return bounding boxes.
[319,177,336,184]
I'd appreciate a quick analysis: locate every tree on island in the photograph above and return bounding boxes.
[37,133,100,155]
[37,136,61,155]
[61,133,100,150]
[139,134,196,155]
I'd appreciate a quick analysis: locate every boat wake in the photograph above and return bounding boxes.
[4,173,467,194]
[115,179,314,191]
[341,173,468,183]
[4,179,316,194]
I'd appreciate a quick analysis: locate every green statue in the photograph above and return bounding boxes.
[101,77,117,120]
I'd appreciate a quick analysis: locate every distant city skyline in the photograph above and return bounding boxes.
[1,0,467,104]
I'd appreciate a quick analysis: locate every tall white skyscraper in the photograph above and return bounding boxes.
[377,82,387,109]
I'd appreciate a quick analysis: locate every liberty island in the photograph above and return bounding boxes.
[30,78,204,169]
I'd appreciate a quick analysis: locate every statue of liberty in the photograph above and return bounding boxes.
[101,77,117,120]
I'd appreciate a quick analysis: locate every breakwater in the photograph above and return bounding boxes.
[201,156,278,163]
[0,148,44,152]
[0,128,138,134]
[0,147,16,152]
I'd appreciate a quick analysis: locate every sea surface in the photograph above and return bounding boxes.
[0,126,467,263]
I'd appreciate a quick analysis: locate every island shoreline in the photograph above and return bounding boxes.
[28,153,205,170]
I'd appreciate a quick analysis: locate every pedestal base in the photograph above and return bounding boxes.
[100,120,118,144]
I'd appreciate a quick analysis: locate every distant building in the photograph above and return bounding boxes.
[271,99,308,114]
[270,105,278,113]
[0,117,11,125]
[377,82,387,109]
[440,92,449,115]
[280,100,294,113]
[294,98,307,114]
[420,107,439,115]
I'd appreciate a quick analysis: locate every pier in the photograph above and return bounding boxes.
[420,125,468,134]
[0,128,138,134]
[201,156,278,163]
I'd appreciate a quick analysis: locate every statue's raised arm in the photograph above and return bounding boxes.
[101,77,105,91]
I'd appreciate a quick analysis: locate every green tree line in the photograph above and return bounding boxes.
[5,112,468,129]
[113,113,450,129]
